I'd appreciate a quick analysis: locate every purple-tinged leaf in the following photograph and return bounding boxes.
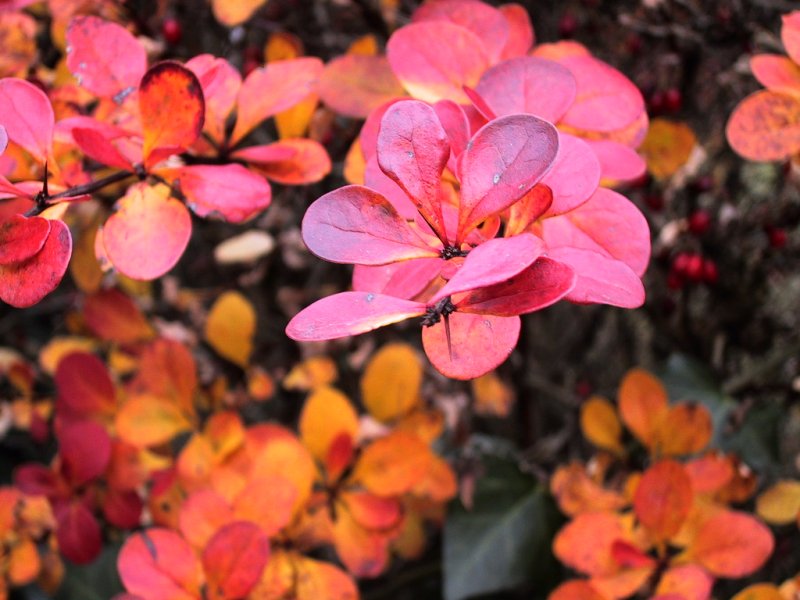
[286,292,426,341]
[302,185,440,265]
[541,133,601,216]
[175,164,272,224]
[0,214,50,265]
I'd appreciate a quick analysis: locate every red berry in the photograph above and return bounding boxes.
[242,57,260,77]
[702,258,719,285]
[688,210,712,235]
[767,227,787,249]
[664,88,682,113]
[648,91,665,115]
[666,270,684,290]
[162,17,182,45]
[244,45,262,63]
[558,12,578,39]
[575,380,592,398]
[644,193,664,211]
[625,33,643,54]
[684,253,705,282]
[672,251,692,276]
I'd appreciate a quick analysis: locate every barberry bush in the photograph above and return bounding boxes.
[0,1,798,600]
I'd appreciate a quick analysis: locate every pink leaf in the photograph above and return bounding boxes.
[0,214,50,265]
[234,139,331,185]
[0,78,54,161]
[782,11,800,65]
[750,54,800,93]
[457,257,576,316]
[543,188,651,277]
[586,140,646,183]
[475,56,577,122]
[66,16,147,100]
[422,312,520,379]
[186,55,242,144]
[377,100,451,241]
[302,185,440,265]
[202,522,270,600]
[387,22,490,104]
[432,234,544,301]
[360,99,404,161]
[458,114,559,240]
[176,164,272,223]
[318,54,405,119]
[286,292,426,341]
[0,124,7,154]
[433,100,471,164]
[352,259,444,299]
[541,133,601,216]
[0,219,71,308]
[364,155,419,219]
[547,247,645,308]
[499,4,534,59]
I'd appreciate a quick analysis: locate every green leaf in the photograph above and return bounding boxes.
[444,442,560,600]
[55,543,124,600]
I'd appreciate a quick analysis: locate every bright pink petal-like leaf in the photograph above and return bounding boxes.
[782,11,800,65]
[318,55,405,119]
[0,219,71,308]
[377,100,451,240]
[302,185,439,265]
[175,164,271,223]
[458,114,559,240]
[103,183,191,280]
[186,54,242,144]
[0,214,50,264]
[750,54,800,93]
[73,127,134,170]
[434,100,471,165]
[457,257,575,316]
[0,78,54,161]
[286,292,426,341]
[412,0,509,62]
[422,312,520,379]
[547,247,645,308]
[352,258,444,299]
[432,234,543,301]
[55,352,116,419]
[387,21,490,104]
[364,155,418,219]
[541,133,601,215]
[118,529,202,600]
[505,184,553,237]
[586,140,646,183]
[58,419,112,486]
[558,55,645,132]
[234,139,331,185]
[202,522,270,600]
[475,57,577,122]
[360,99,404,160]
[140,62,205,167]
[543,188,651,276]
[231,57,323,145]
[499,4,534,59]
[462,86,497,122]
[55,501,102,565]
[66,16,147,100]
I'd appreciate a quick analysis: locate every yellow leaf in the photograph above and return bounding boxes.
[283,356,338,391]
[38,337,96,375]
[348,35,379,56]
[471,371,515,417]
[731,583,784,600]
[211,0,267,27]
[205,291,256,367]
[115,395,192,448]
[299,386,359,462]
[756,480,800,525]
[639,118,697,180]
[265,32,303,62]
[580,395,624,454]
[69,222,103,294]
[361,343,421,422]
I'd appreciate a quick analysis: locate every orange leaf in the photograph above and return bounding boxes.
[8,538,40,585]
[410,453,457,502]
[756,480,800,525]
[654,564,714,600]
[83,289,155,344]
[684,452,734,495]
[140,62,204,167]
[283,356,338,391]
[299,385,359,462]
[548,580,608,600]
[580,395,624,454]
[211,0,266,26]
[617,368,668,450]
[353,431,433,497]
[179,490,234,549]
[750,55,800,93]
[639,118,696,180]
[254,550,358,600]
[726,90,800,161]
[553,512,629,576]
[340,491,401,530]
[550,463,627,517]
[236,138,331,185]
[687,511,774,577]
[331,506,393,578]
[202,521,270,600]
[275,94,318,139]
[232,475,298,536]
[265,32,303,62]
[318,54,405,118]
[471,370,515,418]
[652,402,713,456]
[732,583,784,600]
[634,460,692,542]
[204,291,256,367]
[361,342,421,422]
[131,339,197,415]
[116,394,192,448]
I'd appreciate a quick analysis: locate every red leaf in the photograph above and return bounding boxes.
[541,133,601,216]
[634,460,693,542]
[432,234,544,301]
[139,62,204,167]
[585,140,646,183]
[377,100,450,241]
[73,128,134,170]
[118,529,203,600]
[14,464,66,498]
[457,257,576,316]
[422,312,520,379]
[175,164,271,223]
[611,540,657,569]
[318,54,405,119]
[0,78,54,161]
[475,56,577,122]
[542,187,651,277]
[546,248,645,308]
[301,185,440,265]
[55,501,102,565]
[558,55,645,133]
[202,521,270,600]
[0,219,71,308]
[83,289,154,344]
[104,183,191,280]
[58,419,112,486]
[0,214,50,265]
[286,292,426,341]
[457,114,559,240]
[387,21,490,103]
[55,352,116,419]
[103,488,143,530]
[506,184,553,237]
[688,511,774,577]
[231,57,322,145]
[66,16,147,100]
[234,139,331,185]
